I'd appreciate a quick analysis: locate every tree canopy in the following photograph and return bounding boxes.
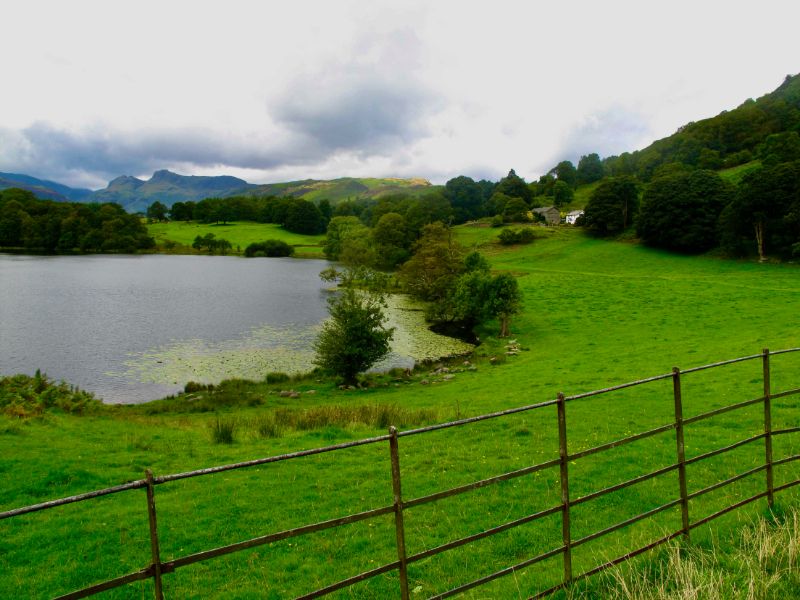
[637,170,733,253]
[0,189,154,252]
[313,268,394,385]
[582,177,638,236]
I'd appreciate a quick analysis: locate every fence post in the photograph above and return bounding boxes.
[556,393,572,584]
[389,427,410,600]
[763,348,775,507]
[672,368,690,541]
[145,470,164,600]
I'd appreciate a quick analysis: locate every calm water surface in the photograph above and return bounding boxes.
[0,254,332,403]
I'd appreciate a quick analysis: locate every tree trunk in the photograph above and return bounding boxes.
[754,221,766,262]
[499,315,509,338]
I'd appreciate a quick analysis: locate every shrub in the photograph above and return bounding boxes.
[0,372,102,417]
[184,381,214,393]
[498,228,535,245]
[265,372,290,384]
[244,239,295,257]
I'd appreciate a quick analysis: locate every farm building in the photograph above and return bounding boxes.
[533,206,561,225]
[566,210,584,225]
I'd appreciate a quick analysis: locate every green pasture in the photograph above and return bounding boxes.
[2,227,800,598]
[148,221,326,257]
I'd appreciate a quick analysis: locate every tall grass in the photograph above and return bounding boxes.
[575,508,800,599]
[210,417,236,444]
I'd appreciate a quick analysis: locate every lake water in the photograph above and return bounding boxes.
[0,254,473,403]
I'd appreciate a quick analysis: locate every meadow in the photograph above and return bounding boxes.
[147,221,326,257]
[2,226,800,598]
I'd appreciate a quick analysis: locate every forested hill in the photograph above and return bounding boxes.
[603,73,800,180]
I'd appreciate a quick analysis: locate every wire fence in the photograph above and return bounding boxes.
[2,347,800,599]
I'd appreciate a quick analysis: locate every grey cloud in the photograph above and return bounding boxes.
[271,28,440,155]
[0,122,327,189]
[556,106,654,164]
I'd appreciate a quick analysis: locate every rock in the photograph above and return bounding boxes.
[420,379,430,385]
[289,392,300,399]
[463,360,471,367]
[306,390,317,394]
[279,390,293,397]
[443,374,454,381]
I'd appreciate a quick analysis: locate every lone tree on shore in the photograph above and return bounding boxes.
[313,267,394,385]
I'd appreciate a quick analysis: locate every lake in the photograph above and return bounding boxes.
[0,254,472,403]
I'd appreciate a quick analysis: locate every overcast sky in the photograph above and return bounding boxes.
[1,0,798,190]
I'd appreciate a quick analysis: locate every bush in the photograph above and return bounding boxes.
[490,215,504,227]
[498,228,535,245]
[0,372,102,417]
[184,381,215,393]
[265,372,290,384]
[244,239,295,257]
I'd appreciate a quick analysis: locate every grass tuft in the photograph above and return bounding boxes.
[210,417,236,444]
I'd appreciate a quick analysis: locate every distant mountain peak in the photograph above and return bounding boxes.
[150,169,181,183]
[108,175,144,187]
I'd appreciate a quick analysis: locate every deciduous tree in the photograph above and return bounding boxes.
[313,269,394,385]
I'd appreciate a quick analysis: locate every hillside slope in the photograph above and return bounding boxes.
[243,176,436,203]
[0,172,93,202]
[605,72,800,179]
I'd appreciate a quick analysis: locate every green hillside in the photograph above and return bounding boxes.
[603,73,800,179]
[245,176,438,203]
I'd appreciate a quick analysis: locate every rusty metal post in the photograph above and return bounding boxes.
[145,470,164,600]
[672,368,690,540]
[556,393,572,584]
[389,427,410,600]
[763,348,775,507]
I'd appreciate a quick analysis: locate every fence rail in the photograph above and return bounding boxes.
[3,347,800,599]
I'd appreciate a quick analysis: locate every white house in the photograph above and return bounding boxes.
[565,210,584,225]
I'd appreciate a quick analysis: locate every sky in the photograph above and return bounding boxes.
[0,0,798,190]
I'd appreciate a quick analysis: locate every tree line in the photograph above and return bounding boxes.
[579,157,800,259]
[0,188,154,252]
[148,195,331,235]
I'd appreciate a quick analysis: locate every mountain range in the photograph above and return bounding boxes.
[0,172,93,203]
[0,170,434,213]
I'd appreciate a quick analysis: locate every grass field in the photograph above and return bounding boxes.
[148,221,326,257]
[2,226,800,598]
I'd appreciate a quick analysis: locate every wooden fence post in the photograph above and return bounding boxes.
[145,469,164,600]
[763,348,775,507]
[672,368,690,541]
[389,427,410,600]
[556,393,572,584]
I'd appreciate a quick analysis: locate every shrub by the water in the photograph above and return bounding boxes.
[265,372,291,384]
[244,239,295,257]
[0,372,102,417]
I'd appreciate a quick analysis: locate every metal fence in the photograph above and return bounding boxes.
[3,347,800,599]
